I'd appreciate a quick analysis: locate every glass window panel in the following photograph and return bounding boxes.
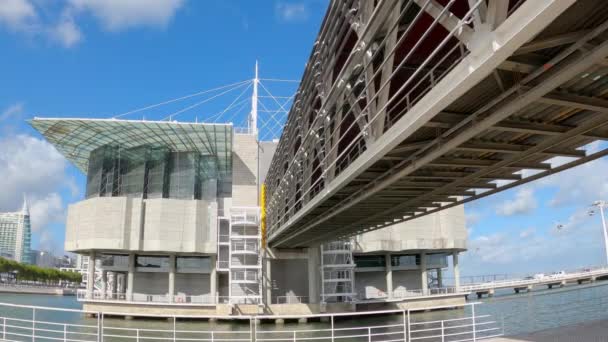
[354,255,385,268]
[391,254,419,267]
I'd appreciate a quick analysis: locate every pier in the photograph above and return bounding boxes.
[461,267,608,298]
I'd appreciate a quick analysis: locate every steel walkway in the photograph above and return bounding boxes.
[265,0,608,247]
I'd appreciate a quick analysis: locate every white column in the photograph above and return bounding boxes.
[385,254,393,299]
[127,253,135,301]
[168,255,176,303]
[110,272,117,299]
[210,255,217,304]
[101,270,108,300]
[308,246,320,304]
[420,252,428,295]
[86,251,96,299]
[453,252,460,292]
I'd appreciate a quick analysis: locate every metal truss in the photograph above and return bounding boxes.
[265,0,608,247]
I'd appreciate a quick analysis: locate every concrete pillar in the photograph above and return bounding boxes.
[168,255,176,303]
[453,252,460,292]
[308,246,320,304]
[86,251,96,299]
[111,272,118,299]
[385,254,393,299]
[437,268,443,288]
[127,253,135,301]
[210,255,217,304]
[420,252,428,295]
[264,255,272,305]
[100,270,108,300]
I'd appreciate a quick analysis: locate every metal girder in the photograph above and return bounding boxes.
[514,30,592,56]
[537,92,608,112]
[413,0,474,46]
[456,141,586,158]
[428,157,552,170]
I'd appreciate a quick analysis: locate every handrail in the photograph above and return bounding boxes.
[0,301,501,342]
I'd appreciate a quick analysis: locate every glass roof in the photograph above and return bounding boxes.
[29,118,233,175]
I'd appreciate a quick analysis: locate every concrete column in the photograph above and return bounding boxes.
[86,251,96,299]
[127,253,135,301]
[210,255,217,304]
[168,255,176,303]
[437,268,443,288]
[100,270,108,299]
[385,254,393,299]
[111,272,118,299]
[420,252,428,295]
[453,252,460,292]
[264,255,272,305]
[308,246,320,304]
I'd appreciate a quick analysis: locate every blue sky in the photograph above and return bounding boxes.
[1,0,608,278]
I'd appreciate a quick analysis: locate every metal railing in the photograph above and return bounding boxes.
[0,301,502,342]
[77,289,221,305]
[274,296,309,304]
[461,267,608,292]
[360,287,459,300]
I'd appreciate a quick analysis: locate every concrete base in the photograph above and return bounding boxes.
[82,293,467,319]
[83,301,226,317]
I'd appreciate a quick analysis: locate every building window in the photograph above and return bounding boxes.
[176,256,211,273]
[391,254,419,267]
[136,256,170,271]
[427,253,448,267]
[354,255,385,268]
[100,254,129,268]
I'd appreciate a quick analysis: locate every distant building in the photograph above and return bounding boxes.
[0,198,32,264]
[33,250,58,268]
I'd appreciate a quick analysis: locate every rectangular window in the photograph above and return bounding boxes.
[391,254,419,267]
[136,256,170,271]
[176,256,211,272]
[354,255,385,268]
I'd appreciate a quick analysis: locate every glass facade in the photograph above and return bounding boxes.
[85,145,220,201]
[176,256,211,272]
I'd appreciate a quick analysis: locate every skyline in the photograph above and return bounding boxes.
[2,0,608,277]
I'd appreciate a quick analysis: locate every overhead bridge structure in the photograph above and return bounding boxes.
[265,0,608,248]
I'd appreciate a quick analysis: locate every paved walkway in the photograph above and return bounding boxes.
[489,319,608,342]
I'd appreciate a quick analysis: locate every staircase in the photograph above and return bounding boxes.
[320,240,356,303]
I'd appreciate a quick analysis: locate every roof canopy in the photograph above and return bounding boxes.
[30,118,233,174]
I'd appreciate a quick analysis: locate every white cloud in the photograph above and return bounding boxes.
[0,134,69,211]
[50,11,82,48]
[540,157,608,207]
[29,193,64,233]
[275,2,309,22]
[0,0,37,31]
[68,0,185,31]
[0,0,185,48]
[496,188,537,216]
[0,102,24,121]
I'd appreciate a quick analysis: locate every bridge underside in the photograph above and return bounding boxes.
[266,0,608,248]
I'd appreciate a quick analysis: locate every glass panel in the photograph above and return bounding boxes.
[136,256,170,270]
[354,255,385,268]
[391,254,419,267]
[176,256,211,271]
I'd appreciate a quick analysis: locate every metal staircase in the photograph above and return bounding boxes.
[228,207,262,305]
[320,240,356,303]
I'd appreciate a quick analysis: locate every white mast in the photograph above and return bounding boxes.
[251,61,259,136]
